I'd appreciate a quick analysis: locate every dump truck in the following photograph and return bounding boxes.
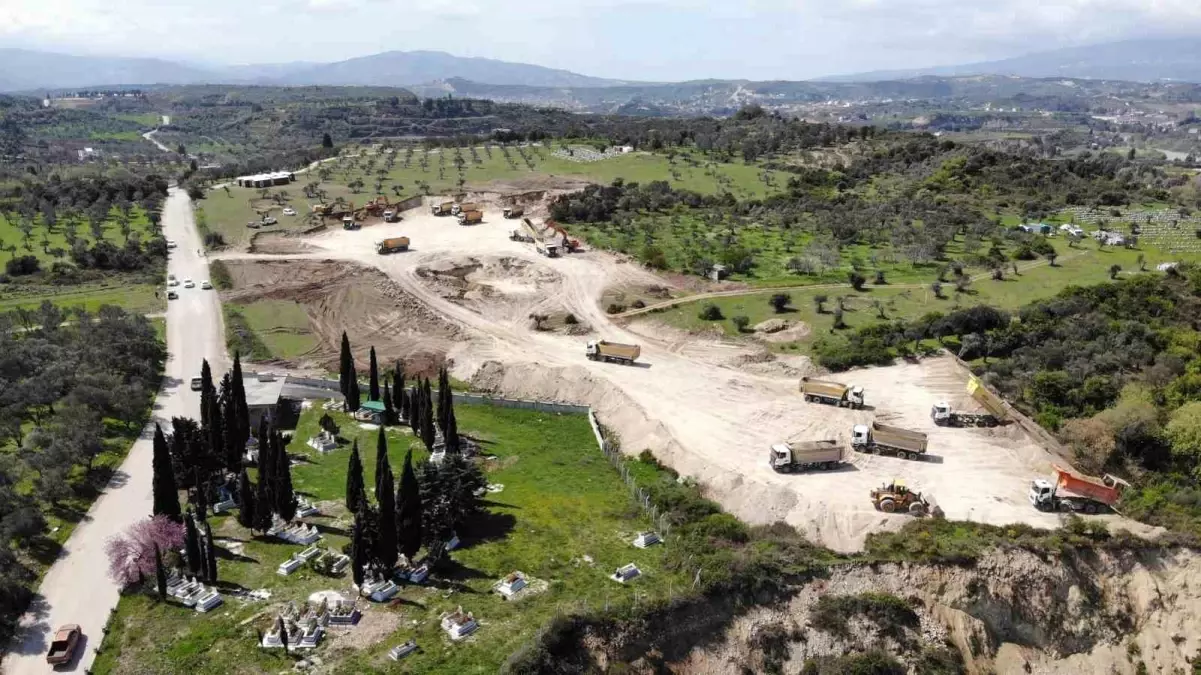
[377,237,410,254]
[1029,465,1128,513]
[799,377,864,409]
[586,340,640,364]
[871,480,943,517]
[382,209,398,223]
[432,201,454,216]
[768,440,846,473]
[451,202,478,216]
[930,401,999,427]
[536,242,560,258]
[503,206,524,219]
[342,216,360,230]
[458,210,483,225]
[852,422,928,460]
[510,230,535,243]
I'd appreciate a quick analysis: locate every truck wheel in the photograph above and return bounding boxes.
[879,499,896,513]
[909,502,926,516]
[1083,502,1098,514]
[872,447,882,455]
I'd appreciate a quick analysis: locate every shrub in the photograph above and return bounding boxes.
[732,315,750,332]
[848,271,867,290]
[631,299,646,309]
[5,255,39,276]
[209,259,233,289]
[606,303,626,314]
[564,313,579,325]
[699,303,724,321]
[769,293,792,313]
[203,232,227,249]
[874,270,886,285]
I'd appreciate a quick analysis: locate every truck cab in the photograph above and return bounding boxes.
[847,386,865,407]
[1029,478,1055,508]
[930,401,952,423]
[382,210,396,222]
[851,424,870,448]
[768,444,793,471]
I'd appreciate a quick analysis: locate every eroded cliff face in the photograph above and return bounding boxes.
[562,548,1201,674]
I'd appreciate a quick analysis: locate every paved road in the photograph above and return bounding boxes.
[2,188,227,674]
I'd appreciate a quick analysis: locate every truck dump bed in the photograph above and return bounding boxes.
[1053,465,1126,506]
[459,210,483,224]
[871,421,928,452]
[800,377,848,398]
[968,377,1008,420]
[597,341,640,360]
[378,237,409,253]
[785,440,845,464]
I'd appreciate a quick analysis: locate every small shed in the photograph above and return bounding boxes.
[244,375,286,428]
[354,400,386,424]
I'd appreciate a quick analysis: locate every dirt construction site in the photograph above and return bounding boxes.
[216,197,1113,552]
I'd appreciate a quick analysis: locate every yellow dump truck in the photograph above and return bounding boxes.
[768,440,846,473]
[451,202,478,216]
[458,210,483,225]
[932,377,1008,427]
[586,340,640,365]
[432,201,454,216]
[799,377,865,409]
[376,237,410,254]
[852,422,928,461]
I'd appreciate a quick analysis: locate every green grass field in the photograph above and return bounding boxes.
[94,404,682,674]
[647,238,1178,350]
[0,205,157,266]
[197,145,788,247]
[0,281,162,314]
[223,300,316,361]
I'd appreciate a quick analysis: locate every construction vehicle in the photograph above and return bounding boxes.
[503,206,524,219]
[799,377,864,409]
[451,202,478,216]
[458,210,483,225]
[545,219,580,252]
[871,480,944,517]
[510,230,535,243]
[536,242,560,258]
[46,624,82,665]
[930,401,999,427]
[383,209,398,223]
[1029,465,1128,514]
[342,216,360,230]
[311,203,334,216]
[586,340,640,365]
[852,422,928,460]
[768,440,846,472]
[376,237,410,254]
[432,201,454,216]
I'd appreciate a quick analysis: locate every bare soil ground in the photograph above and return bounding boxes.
[213,197,1126,552]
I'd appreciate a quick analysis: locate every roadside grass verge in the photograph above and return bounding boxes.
[222,300,315,361]
[222,304,272,361]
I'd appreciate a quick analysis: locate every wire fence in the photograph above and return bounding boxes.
[588,411,674,540]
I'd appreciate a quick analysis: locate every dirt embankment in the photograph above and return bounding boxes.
[221,258,461,373]
[546,547,1201,675]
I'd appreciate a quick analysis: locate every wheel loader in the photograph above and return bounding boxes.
[870,480,944,518]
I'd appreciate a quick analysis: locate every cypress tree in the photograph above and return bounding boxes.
[278,617,289,654]
[221,385,241,472]
[397,449,422,560]
[204,521,218,582]
[383,381,395,426]
[374,426,389,498]
[368,346,380,401]
[253,430,275,533]
[421,379,437,451]
[346,439,365,513]
[231,352,250,450]
[274,431,296,522]
[199,359,215,428]
[236,469,256,529]
[184,510,202,576]
[350,514,366,587]
[347,375,362,413]
[151,423,181,521]
[407,385,420,433]
[375,455,397,570]
[339,331,352,397]
[192,466,209,518]
[437,367,452,438]
[445,403,459,455]
[207,373,227,466]
[154,543,168,597]
[392,363,406,420]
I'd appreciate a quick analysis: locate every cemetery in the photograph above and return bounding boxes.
[92,375,684,675]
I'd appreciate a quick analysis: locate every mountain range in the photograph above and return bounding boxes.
[0,48,623,93]
[5,37,1201,94]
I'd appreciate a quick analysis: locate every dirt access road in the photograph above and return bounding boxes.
[217,202,1081,552]
[2,189,227,674]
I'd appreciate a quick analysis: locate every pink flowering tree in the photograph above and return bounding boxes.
[106,516,186,587]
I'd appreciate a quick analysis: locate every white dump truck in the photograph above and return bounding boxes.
[799,377,864,409]
[931,376,1007,427]
[586,340,640,365]
[851,421,928,461]
[768,440,847,473]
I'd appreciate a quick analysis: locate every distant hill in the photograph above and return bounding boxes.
[265,50,623,88]
[824,38,1201,84]
[0,48,218,91]
[0,47,623,92]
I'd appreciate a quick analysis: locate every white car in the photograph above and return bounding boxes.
[168,278,180,287]
[201,280,212,290]
[184,279,195,288]
[166,240,177,249]
[282,207,296,216]
[262,216,278,225]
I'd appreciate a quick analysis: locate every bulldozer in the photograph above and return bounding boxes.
[870,480,944,517]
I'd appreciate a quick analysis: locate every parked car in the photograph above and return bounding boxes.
[247,221,261,229]
[168,278,179,287]
[190,377,203,391]
[262,216,278,225]
[166,240,177,249]
[46,624,81,665]
[282,207,296,216]
[167,290,179,300]
[201,280,212,290]
[184,279,195,288]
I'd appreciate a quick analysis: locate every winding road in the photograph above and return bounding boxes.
[2,188,227,674]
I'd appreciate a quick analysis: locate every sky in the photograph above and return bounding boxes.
[4,0,1201,80]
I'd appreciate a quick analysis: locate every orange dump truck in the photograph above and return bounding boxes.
[1029,465,1128,513]
[376,237,410,254]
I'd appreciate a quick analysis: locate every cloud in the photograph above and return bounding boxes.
[2,0,1200,79]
